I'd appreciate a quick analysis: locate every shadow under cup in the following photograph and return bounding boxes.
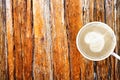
[76,22,116,61]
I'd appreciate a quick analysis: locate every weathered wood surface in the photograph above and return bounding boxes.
[0,0,119,80]
[115,0,120,79]
[6,0,14,80]
[0,0,6,80]
[33,0,52,79]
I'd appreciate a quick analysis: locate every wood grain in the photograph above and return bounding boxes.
[93,0,114,80]
[6,0,14,80]
[82,0,94,80]
[65,0,94,80]
[65,0,83,79]
[22,0,33,80]
[0,0,120,80]
[50,0,70,80]
[33,0,52,80]
[13,0,23,79]
[115,0,120,79]
[0,0,6,80]
[94,0,108,80]
[105,0,115,80]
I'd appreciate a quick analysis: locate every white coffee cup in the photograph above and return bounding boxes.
[76,22,120,61]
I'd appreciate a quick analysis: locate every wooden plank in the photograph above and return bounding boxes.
[0,0,7,80]
[21,0,33,80]
[94,0,107,80]
[82,0,94,80]
[93,0,112,80]
[115,0,120,79]
[65,0,94,80]
[82,0,90,23]
[89,0,94,22]
[105,0,115,80]
[33,0,52,80]
[6,0,14,80]
[93,0,105,21]
[65,0,83,79]
[82,0,94,22]
[50,0,70,80]
[11,0,33,79]
[13,0,23,79]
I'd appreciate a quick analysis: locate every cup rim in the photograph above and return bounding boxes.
[76,21,116,61]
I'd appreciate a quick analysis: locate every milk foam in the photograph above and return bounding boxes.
[85,32,105,52]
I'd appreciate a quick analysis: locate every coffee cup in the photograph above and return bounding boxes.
[76,22,120,61]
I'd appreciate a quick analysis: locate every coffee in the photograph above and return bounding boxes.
[77,22,116,60]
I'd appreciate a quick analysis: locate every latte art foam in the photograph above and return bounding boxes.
[84,32,105,52]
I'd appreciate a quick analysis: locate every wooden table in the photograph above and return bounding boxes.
[0,0,120,80]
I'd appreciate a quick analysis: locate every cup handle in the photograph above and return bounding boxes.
[111,52,120,60]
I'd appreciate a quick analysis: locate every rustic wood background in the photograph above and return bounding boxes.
[0,0,120,80]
